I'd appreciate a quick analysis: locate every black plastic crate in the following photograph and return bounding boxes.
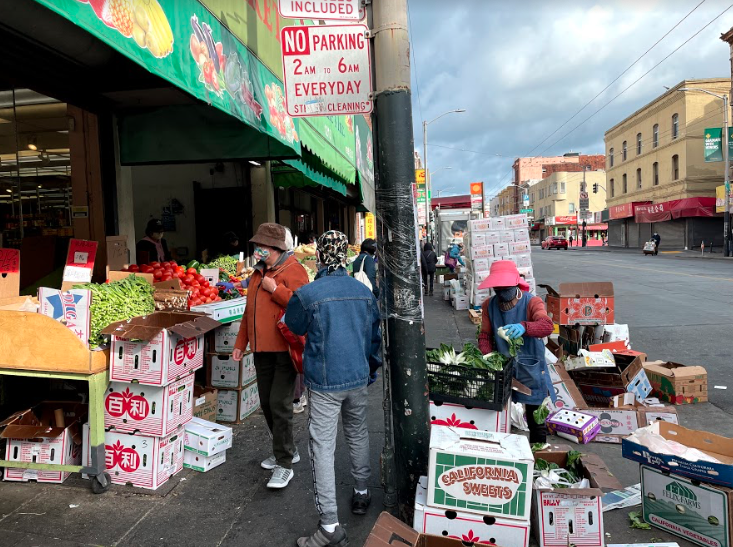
[427,358,514,411]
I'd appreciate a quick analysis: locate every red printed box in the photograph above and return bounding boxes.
[543,282,615,325]
[103,312,220,386]
[104,373,194,436]
[429,399,510,433]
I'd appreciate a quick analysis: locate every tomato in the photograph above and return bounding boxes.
[141,265,154,274]
[201,280,210,288]
[152,268,162,279]
[205,297,213,304]
[186,267,197,275]
[184,274,194,283]
[195,274,205,284]
[128,264,140,272]
[177,266,185,274]
[191,280,200,288]
[161,274,172,282]
[149,262,160,268]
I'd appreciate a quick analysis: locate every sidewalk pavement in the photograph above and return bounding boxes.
[564,244,733,260]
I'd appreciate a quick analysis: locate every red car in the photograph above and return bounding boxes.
[542,236,568,250]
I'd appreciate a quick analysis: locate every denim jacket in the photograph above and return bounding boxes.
[285,267,382,392]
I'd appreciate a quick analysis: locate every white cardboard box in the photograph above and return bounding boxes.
[190,297,247,323]
[217,381,260,423]
[533,487,604,547]
[37,288,91,348]
[184,417,232,457]
[471,234,487,247]
[517,266,533,278]
[213,321,241,353]
[490,218,506,230]
[209,353,256,389]
[428,427,534,520]
[184,449,226,472]
[104,373,194,436]
[472,258,490,273]
[514,254,532,268]
[469,219,492,233]
[499,231,515,243]
[469,245,494,260]
[513,228,530,243]
[510,242,532,255]
[503,214,529,229]
[414,476,530,547]
[483,232,501,245]
[430,400,510,433]
[4,422,82,484]
[453,296,469,311]
[493,243,509,257]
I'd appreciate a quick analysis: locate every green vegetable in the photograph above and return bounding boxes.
[202,255,239,278]
[533,397,552,425]
[534,449,585,488]
[73,274,155,349]
[531,443,550,452]
[186,260,200,271]
[629,511,650,530]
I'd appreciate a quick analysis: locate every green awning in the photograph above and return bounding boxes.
[298,121,356,185]
[275,160,348,196]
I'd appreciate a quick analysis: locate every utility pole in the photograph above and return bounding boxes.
[721,28,733,255]
[423,121,429,241]
[372,0,429,520]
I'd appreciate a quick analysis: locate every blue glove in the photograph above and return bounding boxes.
[216,282,235,291]
[504,323,526,340]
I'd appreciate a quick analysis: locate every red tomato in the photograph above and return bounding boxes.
[201,280,210,288]
[205,297,213,304]
[128,264,140,272]
[191,280,200,288]
[187,267,198,275]
[153,269,163,279]
[177,266,185,274]
[195,274,205,284]
[149,262,160,268]
[184,274,194,283]
[161,274,172,281]
[141,265,154,274]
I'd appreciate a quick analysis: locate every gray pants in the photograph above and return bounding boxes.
[307,386,371,526]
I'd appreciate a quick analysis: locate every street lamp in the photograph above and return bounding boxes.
[438,186,457,197]
[423,109,466,239]
[679,87,730,256]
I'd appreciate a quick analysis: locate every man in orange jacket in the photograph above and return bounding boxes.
[233,223,309,489]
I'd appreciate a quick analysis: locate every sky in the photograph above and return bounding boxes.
[408,0,733,200]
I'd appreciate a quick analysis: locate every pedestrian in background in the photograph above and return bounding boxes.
[285,230,382,547]
[352,238,379,298]
[445,239,465,273]
[652,232,661,255]
[568,234,574,247]
[421,242,438,296]
[233,223,309,489]
[136,219,171,264]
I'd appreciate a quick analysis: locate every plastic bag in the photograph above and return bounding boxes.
[511,402,529,431]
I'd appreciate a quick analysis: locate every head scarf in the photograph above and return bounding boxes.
[317,230,349,273]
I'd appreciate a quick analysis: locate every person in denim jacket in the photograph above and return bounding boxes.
[285,230,382,547]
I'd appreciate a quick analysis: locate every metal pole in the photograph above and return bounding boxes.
[373,0,429,521]
[724,95,730,256]
[423,121,429,241]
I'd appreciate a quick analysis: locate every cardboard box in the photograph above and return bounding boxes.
[581,408,640,443]
[483,232,501,245]
[469,245,494,260]
[103,427,184,490]
[513,228,530,243]
[428,427,534,521]
[208,352,256,389]
[470,233,487,247]
[193,385,218,423]
[490,218,506,230]
[517,266,533,279]
[565,349,616,371]
[549,362,586,411]
[37,288,92,348]
[106,235,129,272]
[365,511,480,547]
[104,373,194,436]
[498,231,515,244]
[212,321,241,353]
[542,282,615,325]
[471,258,490,273]
[493,243,509,257]
[532,447,622,547]
[603,323,630,344]
[184,450,226,473]
[104,312,221,387]
[638,406,679,427]
[641,464,733,547]
[2,402,86,484]
[190,297,247,324]
[414,476,529,547]
[572,355,652,406]
[503,214,529,229]
[184,417,232,457]
[643,361,708,405]
[546,409,600,444]
[217,380,260,424]
[430,399,510,433]
[0,248,21,300]
[514,254,532,268]
[510,242,532,255]
[453,296,469,311]
[623,421,733,488]
[469,219,492,233]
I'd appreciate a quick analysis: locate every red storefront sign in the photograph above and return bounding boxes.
[609,202,652,220]
[551,215,578,225]
[634,197,717,223]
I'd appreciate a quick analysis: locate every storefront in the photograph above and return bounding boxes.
[544,215,607,246]
[607,202,652,248]
[634,198,720,249]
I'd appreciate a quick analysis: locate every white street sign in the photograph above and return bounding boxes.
[278,0,364,21]
[281,25,372,117]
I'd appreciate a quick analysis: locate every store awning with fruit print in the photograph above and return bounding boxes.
[34,0,301,154]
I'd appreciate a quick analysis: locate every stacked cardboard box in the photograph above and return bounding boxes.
[183,417,232,473]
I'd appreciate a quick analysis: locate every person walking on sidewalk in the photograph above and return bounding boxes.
[421,242,438,295]
[477,260,555,443]
[233,223,309,489]
[652,232,661,255]
[285,230,382,547]
[351,238,379,298]
[568,234,574,247]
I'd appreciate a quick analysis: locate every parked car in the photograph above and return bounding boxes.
[542,236,568,250]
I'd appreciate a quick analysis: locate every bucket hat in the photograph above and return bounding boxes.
[478,260,530,291]
[250,223,288,251]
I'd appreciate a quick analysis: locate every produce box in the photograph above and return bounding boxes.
[414,476,529,547]
[638,407,679,427]
[581,409,640,443]
[643,361,708,405]
[513,228,530,242]
[572,355,652,406]
[542,282,615,325]
[468,219,491,233]
[184,417,232,457]
[498,230,515,244]
[212,320,241,353]
[472,258,490,272]
[503,214,529,229]
[429,399,510,433]
[641,464,733,547]
[490,217,506,230]
[208,352,256,389]
[103,312,221,387]
[493,243,509,257]
[623,421,733,488]
[365,511,477,547]
[532,446,622,547]
[514,254,532,268]
[190,296,247,323]
[546,409,600,444]
[469,245,493,260]
[453,296,469,311]
[549,362,587,411]
[104,373,194,436]
[603,323,630,343]
[2,402,86,484]
[193,385,218,423]
[510,241,532,255]
[102,427,184,490]
[427,427,534,521]
[216,380,260,424]
[184,450,226,473]
[37,288,91,348]
[0,248,20,300]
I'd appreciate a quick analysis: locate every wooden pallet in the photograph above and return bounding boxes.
[468,309,482,325]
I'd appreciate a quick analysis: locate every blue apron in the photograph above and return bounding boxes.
[488,294,556,406]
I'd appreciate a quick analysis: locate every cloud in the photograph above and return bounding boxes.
[409,0,733,199]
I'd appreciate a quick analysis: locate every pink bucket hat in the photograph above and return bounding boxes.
[478,260,530,291]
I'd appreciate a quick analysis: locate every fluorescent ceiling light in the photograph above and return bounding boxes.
[249,161,261,166]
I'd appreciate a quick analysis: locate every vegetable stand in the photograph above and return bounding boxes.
[0,311,111,493]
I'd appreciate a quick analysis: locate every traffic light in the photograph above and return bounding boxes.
[592,183,598,194]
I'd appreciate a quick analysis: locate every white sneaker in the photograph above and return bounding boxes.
[261,449,300,470]
[301,394,308,407]
[267,466,294,489]
[293,400,305,414]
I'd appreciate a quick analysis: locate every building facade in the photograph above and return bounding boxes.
[604,79,727,249]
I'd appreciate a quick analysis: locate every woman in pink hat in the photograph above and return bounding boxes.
[477,260,555,443]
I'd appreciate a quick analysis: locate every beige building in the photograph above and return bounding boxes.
[495,185,516,216]
[604,78,727,248]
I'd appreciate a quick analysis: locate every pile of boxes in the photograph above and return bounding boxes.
[183,417,232,473]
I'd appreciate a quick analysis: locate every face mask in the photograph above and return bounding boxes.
[253,247,271,262]
[496,287,518,302]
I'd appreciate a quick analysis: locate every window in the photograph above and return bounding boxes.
[560,182,566,193]
[653,124,659,148]
[636,168,642,189]
[637,133,642,155]
[609,148,614,167]
[610,178,615,197]
[672,114,679,139]
[672,154,679,179]
[552,182,558,195]
[653,162,659,185]
[622,173,628,193]
[569,202,576,213]
[622,141,627,160]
